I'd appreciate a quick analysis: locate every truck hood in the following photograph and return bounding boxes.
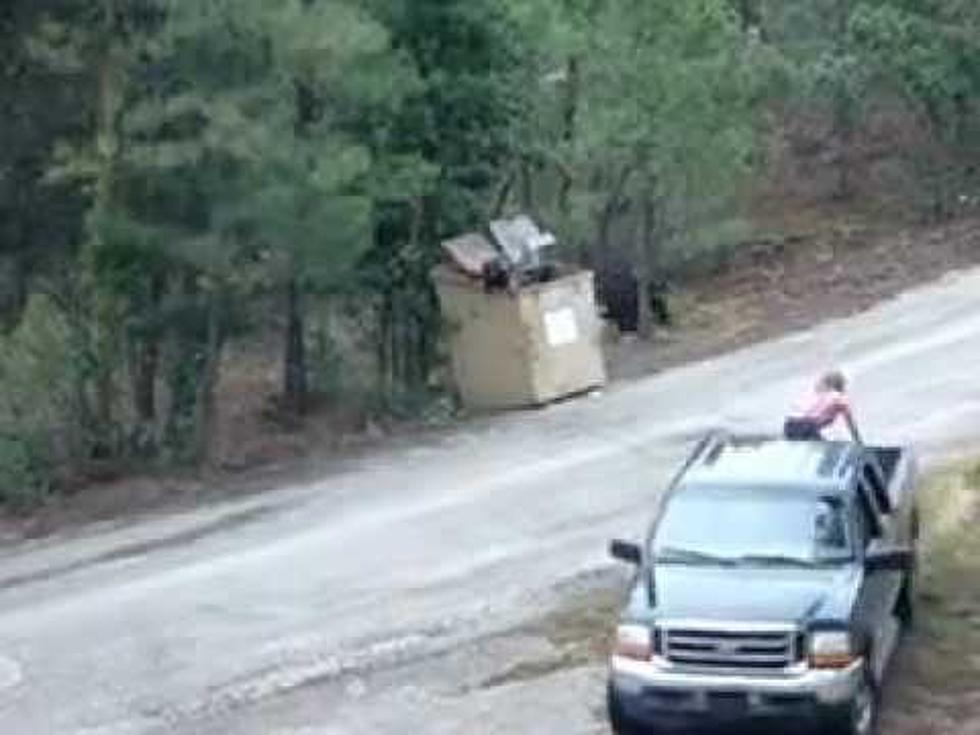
[645,564,860,625]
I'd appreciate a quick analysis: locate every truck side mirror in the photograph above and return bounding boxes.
[610,539,642,565]
[865,546,914,573]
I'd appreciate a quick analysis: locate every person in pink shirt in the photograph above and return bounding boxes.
[784,371,854,441]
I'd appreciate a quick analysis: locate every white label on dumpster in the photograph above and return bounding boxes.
[544,308,579,347]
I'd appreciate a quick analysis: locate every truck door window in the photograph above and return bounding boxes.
[863,462,892,513]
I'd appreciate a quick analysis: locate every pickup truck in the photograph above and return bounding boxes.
[607,432,919,735]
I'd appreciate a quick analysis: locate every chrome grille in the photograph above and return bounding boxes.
[663,627,796,671]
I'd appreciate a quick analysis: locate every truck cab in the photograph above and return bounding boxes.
[607,433,919,735]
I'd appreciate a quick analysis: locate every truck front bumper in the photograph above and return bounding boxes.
[609,655,863,731]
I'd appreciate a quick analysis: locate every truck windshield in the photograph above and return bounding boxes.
[652,487,852,567]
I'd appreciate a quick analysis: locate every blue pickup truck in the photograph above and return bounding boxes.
[607,433,919,735]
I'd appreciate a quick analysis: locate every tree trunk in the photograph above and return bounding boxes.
[126,332,160,458]
[281,68,319,414]
[557,56,580,220]
[597,165,635,255]
[163,339,196,457]
[0,255,27,333]
[131,340,159,422]
[492,170,516,218]
[519,160,535,215]
[407,309,424,392]
[636,193,658,340]
[832,0,854,201]
[131,273,165,426]
[163,274,200,458]
[834,116,854,201]
[57,283,98,463]
[283,275,308,413]
[195,291,224,467]
[90,302,116,459]
[88,15,125,460]
[378,294,393,400]
[392,295,407,394]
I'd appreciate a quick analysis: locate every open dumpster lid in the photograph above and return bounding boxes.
[489,215,557,269]
[440,233,500,279]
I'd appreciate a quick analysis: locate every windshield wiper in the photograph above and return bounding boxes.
[656,547,737,567]
[735,554,818,568]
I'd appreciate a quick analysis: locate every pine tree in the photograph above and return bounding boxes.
[360,0,535,400]
[581,0,758,336]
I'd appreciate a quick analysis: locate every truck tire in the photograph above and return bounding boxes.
[896,542,918,627]
[607,686,646,735]
[823,665,878,735]
[896,566,916,626]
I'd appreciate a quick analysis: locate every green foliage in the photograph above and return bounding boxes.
[584,0,755,173]
[351,0,536,401]
[377,0,534,234]
[851,2,980,138]
[847,1,980,212]
[0,295,74,436]
[0,435,51,508]
[0,294,73,504]
[757,0,980,210]
[0,1,89,329]
[2,0,980,500]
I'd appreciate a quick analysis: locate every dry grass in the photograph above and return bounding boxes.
[610,215,980,381]
[881,462,980,734]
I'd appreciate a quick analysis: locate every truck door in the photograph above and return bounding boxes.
[855,474,903,682]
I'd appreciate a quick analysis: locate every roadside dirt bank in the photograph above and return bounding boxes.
[4,214,979,545]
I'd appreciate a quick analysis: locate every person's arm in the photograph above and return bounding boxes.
[843,400,889,499]
[843,408,862,444]
[832,393,860,442]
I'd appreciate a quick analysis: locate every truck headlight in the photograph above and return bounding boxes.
[808,630,856,669]
[613,624,652,661]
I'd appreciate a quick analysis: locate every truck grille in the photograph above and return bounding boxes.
[662,627,797,671]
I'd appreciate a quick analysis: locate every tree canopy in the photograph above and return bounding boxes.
[1,0,978,501]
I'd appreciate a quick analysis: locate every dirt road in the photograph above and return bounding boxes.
[3,267,980,734]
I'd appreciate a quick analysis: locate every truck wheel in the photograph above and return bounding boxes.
[607,685,646,735]
[824,666,878,735]
[897,558,917,627]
